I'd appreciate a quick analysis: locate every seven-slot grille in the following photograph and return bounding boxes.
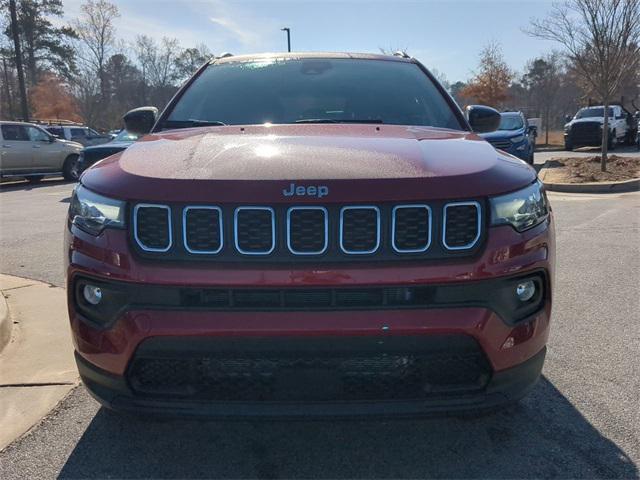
[133,202,483,258]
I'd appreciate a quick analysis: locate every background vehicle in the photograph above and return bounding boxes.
[75,130,139,177]
[44,125,111,147]
[480,111,536,163]
[1,121,83,182]
[564,104,636,150]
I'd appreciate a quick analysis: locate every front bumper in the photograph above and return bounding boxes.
[77,346,546,417]
[65,218,554,415]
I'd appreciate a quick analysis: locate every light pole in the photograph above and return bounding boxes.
[281,27,291,52]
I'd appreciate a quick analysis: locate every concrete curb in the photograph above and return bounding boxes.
[0,290,10,353]
[539,161,640,194]
[0,274,77,451]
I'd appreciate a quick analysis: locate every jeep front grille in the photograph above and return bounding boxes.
[132,201,484,261]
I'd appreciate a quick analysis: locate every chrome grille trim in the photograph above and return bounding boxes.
[339,206,381,255]
[442,201,482,251]
[286,206,329,256]
[182,206,223,254]
[133,204,172,253]
[391,204,432,253]
[234,206,276,255]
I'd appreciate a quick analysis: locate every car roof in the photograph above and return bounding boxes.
[212,51,414,65]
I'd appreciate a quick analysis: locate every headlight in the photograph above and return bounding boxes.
[490,181,548,232]
[510,134,526,143]
[69,185,125,235]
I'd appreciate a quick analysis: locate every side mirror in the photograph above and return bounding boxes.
[565,115,572,122]
[635,111,640,119]
[465,105,500,133]
[123,106,158,135]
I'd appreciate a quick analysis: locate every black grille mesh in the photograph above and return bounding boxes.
[128,343,491,402]
[488,139,511,150]
[288,208,326,253]
[394,206,430,251]
[444,204,480,248]
[185,208,221,252]
[135,207,170,250]
[341,208,379,253]
[236,209,273,253]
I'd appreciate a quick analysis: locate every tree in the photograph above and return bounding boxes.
[522,53,564,145]
[2,0,77,85]
[30,73,81,120]
[133,35,181,108]
[174,44,212,82]
[460,42,513,108]
[7,0,28,120]
[73,0,120,112]
[449,81,469,107]
[528,0,640,171]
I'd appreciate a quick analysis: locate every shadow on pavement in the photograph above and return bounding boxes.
[58,377,637,479]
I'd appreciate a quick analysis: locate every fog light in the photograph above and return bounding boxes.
[515,280,536,302]
[83,284,102,305]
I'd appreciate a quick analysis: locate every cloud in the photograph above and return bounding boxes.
[209,15,260,47]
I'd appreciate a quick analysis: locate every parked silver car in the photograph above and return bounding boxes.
[0,121,83,182]
[43,125,111,147]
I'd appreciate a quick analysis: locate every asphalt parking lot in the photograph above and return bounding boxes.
[0,163,639,478]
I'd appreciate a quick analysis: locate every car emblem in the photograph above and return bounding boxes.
[282,182,329,198]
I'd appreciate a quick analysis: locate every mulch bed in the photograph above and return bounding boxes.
[542,155,640,183]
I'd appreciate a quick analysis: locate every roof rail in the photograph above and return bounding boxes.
[29,118,83,126]
[393,51,411,59]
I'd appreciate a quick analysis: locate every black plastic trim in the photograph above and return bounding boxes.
[72,270,548,330]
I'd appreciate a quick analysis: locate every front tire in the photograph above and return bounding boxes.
[63,155,80,181]
[564,138,573,151]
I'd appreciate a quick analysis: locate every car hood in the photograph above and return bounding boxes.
[479,129,524,140]
[81,124,536,203]
[59,139,83,149]
[569,117,605,125]
[83,141,134,152]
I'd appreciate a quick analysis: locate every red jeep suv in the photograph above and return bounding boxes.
[65,53,554,416]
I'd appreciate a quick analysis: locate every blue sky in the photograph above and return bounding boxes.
[62,0,560,82]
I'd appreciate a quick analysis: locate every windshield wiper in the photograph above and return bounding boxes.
[295,118,384,124]
[162,119,227,130]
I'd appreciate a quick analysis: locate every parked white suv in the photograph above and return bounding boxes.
[564,105,636,151]
[0,121,83,182]
[43,125,111,147]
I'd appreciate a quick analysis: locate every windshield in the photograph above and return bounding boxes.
[164,58,462,129]
[498,114,524,131]
[576,107,614,119]
[114,130,139,142]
